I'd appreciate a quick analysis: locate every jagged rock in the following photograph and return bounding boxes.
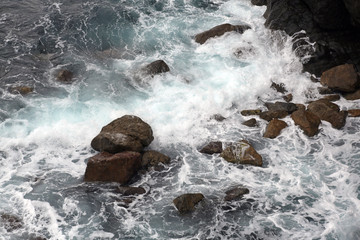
[117,186,146,196]
[221,140,262,167]
[210,114,226,121]
[91,115,153,153]
[318,87,334,95]
[199,141,223,154]
[271,82,287,93]
[307,99,347,129]
[283,93,293,102]
[0,213,23,232]
[195,23,251,44]
[242,118,257,127]
[263,119,288,138]
[141,150,170,168]
[320,94,340,101]
[291,109,321,137]
[265,102,298,113]
[241,109,262,116]
[84,151,141,184]
[224,187,250,201]
[320,64,359,92]
[344,89,360,100]
[143,60,170,76]
[251,0,267,6]
[9,86,33,95]
[348,109,360,117]
[259,110,288,122]
[173,193,204,214]
[56,69,73,83]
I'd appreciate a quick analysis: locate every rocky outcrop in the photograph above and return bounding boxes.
[199,141,223,154]
[259,110,288,121]
[195,24,251,44]
[224,187,250,201]
[141,150,171,168]
[91,115,153,153]
[173,193,204,214]
[242,118,258,127]
[56,69,73,83]
[241,109,262,116]
[221,140,263,167]
[320,64,359,92]
[143,60,170,76]
[265,101,298,113]
[291,109,321,137]
[84,151,141,183]
[307,99,347,129]
[263,118,288,138]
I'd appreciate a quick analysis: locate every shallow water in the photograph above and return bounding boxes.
[1,0,360,239]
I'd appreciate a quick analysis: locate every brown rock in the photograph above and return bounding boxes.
[117,186,146,196]
[242,118,257,127]
[259,110,288,121]
[91,115,154,153]
[320,94,340,101]
[141,150,170,168]
[263,119,288,138]
[344,89,360,100]
[56,69,73,83]
[10,86,33,95]
[318,87,334,95]
[265,101,298,113]
[220,140,262,167]
[295,104,306,111]
[320,64,359,93]
[241,109,262,116]
[283,93,293,102]
[307,99,347,129]
[348,109,360,117]
[143,60,170,76]
[224,187,250,201]
[0,213,23,232]
[291,109,321,137]
[173,193,204,214]
[199,141,223,154]
[84,151,141,184]
[271,82,287,93]
[195,23,251,44]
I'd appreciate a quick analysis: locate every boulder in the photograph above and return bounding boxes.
[265,101,298,113]
[242,118,258,127]
[348,109,360,117]
[84,151,141,184]
[173,193,204,214]
[307,99,347,129]
[224,187,250,201]
[263,119,288,138]
[320,94,340,102]
[318,87,334,95]
[221,140,263,167]
[56,69,73,83]
[141,150,171,168]
[0,213,23,232]
[283,93,293,102]
[344,89,360,100]
[251,0,267,6]
[143,60,170,76]
[241,109,262,116]
[259,110,288,122]
[291,109,321,137]
[91,115,154,153]
[195,23,251,44]
[199,141,223,154]
[10,86,33,95]
[295,104,306,111]
[117,186,146,196]
[320,64,359,92]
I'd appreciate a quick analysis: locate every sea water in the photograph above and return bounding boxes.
[0,0,359,239]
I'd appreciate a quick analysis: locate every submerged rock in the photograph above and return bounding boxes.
[291,109,321,137]
[84,151,141,184]
[0,213,23,232]
[199,141,223,154]
[210,114,226,122]
[117,186,146,196]
[271,82,287,93]
[56,69,73,83]
[259,110,288,122]
[91,115,154,153]
[241,109,262,116]
[143,60,170,76]
[9,86,34,95]
[141,150,171,168]
[242,118,258,127]
[263,119,288,139]
[221,140,263,167]
[195,23,251,44]
[265,102,298,114]
[224,187,250,201]
[173,193,204,214]
[320,64,359,92]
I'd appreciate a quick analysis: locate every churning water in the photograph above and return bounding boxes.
[0,0,359,239]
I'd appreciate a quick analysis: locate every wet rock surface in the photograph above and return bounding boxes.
[195,23,251,44]
[143,60,170,76]
[173,193,204,214]
[0,213,23,232]
[242,118,258,127]
[224,187,250,201]
[221,140,263,167]
[141,150,171,168]
[117,186,146,196]
[199,141,223,154]
[291,109,321,137]
[259,110,288,122]
[320,64,359,93]
[263,119,288,139]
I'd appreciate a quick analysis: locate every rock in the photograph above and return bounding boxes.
[0,213,23,232]
[220,140,263,167]
[265,101,298,113]
[259,110,288,122]
[271,82,287,93]
[173,193,204,214]
[251,0,267,6]
[84,151,141,184]
[195,23,251,44]
[295,104,306,111]
[283,93,293,102]
[344,89,360,100]
[10,86,33,95]
[343,0,360,27]
[56,69,73,83]
[242,118,257,127]
[210,114,226,121]
[91,115,154,153]
[348,109,360,117]
[117,186,146,196]
[291,109,321,137]
[320,94,340,102]
[224,187,250,201]
[199,141,223,154]
[307,99,347,129]
[320,64,359,92]
[263,119,288,138]
[241,109,262,116]
[141,150,171,168]
[318,87,334,95]
[143,60,170,76]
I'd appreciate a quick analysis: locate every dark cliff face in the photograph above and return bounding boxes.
[261,0,360,76]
